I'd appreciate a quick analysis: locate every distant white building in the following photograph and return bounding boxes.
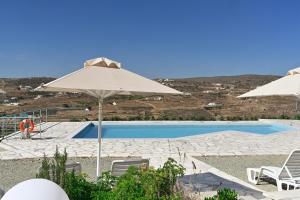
[10,97,18,102]
[183,92,191,96]
[55,92,65,97]
[215,86,226,91]
[19,85,33,91]
[203,90,214,94]
[0,89,5,103]
[208,102,217,107]
[204,102,223,109]
[0,89,6,94]
[153,96,163,101]
[9,102,19,106]
[34,95,42,100]
[144,96,163,101]
[213,83,222,87]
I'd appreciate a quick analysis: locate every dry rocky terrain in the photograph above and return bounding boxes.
[0,75,297,121]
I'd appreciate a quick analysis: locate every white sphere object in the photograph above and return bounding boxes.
[2,179,69,200]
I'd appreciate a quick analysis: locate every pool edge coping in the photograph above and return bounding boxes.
[69,120,297,140]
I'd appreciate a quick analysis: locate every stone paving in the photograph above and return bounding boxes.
[1,120,300,198]
[0,120,300,185]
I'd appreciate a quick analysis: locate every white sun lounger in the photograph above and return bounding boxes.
[111,159,149,177]
[247,149,300,191]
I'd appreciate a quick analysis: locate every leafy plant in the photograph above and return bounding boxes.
[65,172,96,200]
[110,116,122,121]
[217,188,238,200]
[294,114,300,120]
[92,158,185,200]
[37,146,67,188]
[53,147,68,187]
[37,154,51,180]
[156,158,185,197]
[37,149,191,200]
[278,114,290,119]
[111,166,144,199]
[96,171,117,192]
[70,117,81,122]
[204,188,238,200]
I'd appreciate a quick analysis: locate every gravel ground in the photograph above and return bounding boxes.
[195,155,287,192]
[0,156,139,191]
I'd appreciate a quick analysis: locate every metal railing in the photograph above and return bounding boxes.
[0,106,91,139]
[0,108,48,138]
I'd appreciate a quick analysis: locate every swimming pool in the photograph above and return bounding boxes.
[72,122,293,139]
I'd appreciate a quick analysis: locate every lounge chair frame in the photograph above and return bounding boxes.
[111,159,149,177]
[247,149,300,191]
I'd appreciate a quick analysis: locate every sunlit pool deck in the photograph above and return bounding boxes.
[1,120,300,181]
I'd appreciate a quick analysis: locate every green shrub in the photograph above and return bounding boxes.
[217,188,238,200]
[70,118,81,122]
[62,103,70,108]
[294,114,300,120]
[37,146,67,188]
[204,188,238,200]
[171,117,177,120]
[65,172,97,200]
[144,111,152,121]
[37,154,51,180]
[96,171,117,192]
[38,149,185,200]
[144,115,151,120]
[155,158,185,198]
[278,114,290,119]
[110,166,145,199]
[136,116,143,120]
[250,116,258,121]
[157,116,163,120]
[92,158,185,200]
[111,116,122,121]
[128,116,143,121]
[50,169,115,200]
[191,116,206,121]
[162,116,169,120]
[209,116,216,121]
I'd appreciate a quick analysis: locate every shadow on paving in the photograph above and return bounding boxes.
[31,137,55,140]
[179,172,265,199]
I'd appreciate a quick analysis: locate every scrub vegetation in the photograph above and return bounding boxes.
[37,148,187,200]
[204,188,238,200]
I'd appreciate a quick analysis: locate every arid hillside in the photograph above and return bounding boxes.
[0,75,297,121]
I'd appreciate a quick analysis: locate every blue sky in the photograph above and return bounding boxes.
[1,0,300,78]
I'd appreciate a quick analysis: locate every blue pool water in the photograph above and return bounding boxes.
[72,123,293,139]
